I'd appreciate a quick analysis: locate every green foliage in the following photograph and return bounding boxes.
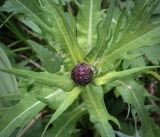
[0,45,18,107]
[0,87,65,137]
[77,0,102,51]
[45,104,86,137]
[28,40,61,73]
[115,79,158,137]
[82,85,119,137]
[0,0,160,137]
[141,45,160,65]
[86,0,117,64]
[95,66,160,85]
[0,68,73,91]
[41,87,81,137]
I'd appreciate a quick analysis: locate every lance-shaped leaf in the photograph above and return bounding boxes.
[81,84,119,137]
[41,0,83,64]
[116,79,158,137]
[85,0,116,64]
[98,0,160,72]
[77,0,102,50]
[98,23,160,72]
[0,68,73,91]
[41,87,81,137]
[1,0,84,64]
[0,87,65,137]
[45,104,86,137]
[95,66,160,85]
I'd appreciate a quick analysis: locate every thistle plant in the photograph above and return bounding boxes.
[0,0,160,137]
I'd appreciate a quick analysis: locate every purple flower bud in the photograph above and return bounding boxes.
[71,63,94,86]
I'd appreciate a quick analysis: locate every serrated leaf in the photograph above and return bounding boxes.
[116,79,158,137]
[0,87,64,137]
[86,0,116,64]
[0,68,73,91]
[45,104,86,137]
[40,0,84,64]
[96,0,160,72]
[99,24,160,72]
[95,66,160,85]
[82,84,119,137]
[1,0,84,65]
[77,0,102,51]
[41,87,81,137]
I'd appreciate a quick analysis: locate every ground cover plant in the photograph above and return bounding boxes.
[0,0,160,137]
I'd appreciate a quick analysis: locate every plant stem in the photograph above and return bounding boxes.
[13,47,31,52]
[16,112,44,137]
[19,54,45,71]
[8,40,22,48]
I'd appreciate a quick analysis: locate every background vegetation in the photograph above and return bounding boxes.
[0,0,160,137]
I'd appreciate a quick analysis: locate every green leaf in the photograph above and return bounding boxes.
[9,0,50,31]
[116,79,158,137]
[77,0,102,51]
[98,24,160,72]
[95,66,160,85]
[1,0,84,64]
[0,0,26,13]
[36,89,69,109]
[0,87,64,137]
[28,40,61,73]
[82,84,119,137]
[0,68,73,91]
[41,87,81,137]
[122,50,146,69]
[141,45,160,65]
[45,104,86,137]
[97,0,160,72]
[41,0,84,64]
[115,131,138,137]
[17,15,42,33]
[145,70,160,81]
[0,46,18,107]
[86,0,116,64]
[123,56,146,69]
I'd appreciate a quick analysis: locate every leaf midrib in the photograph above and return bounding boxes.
[0,90,61,136]
[0,68,71,87]
[90,0,116,64]
[86,87,110,137]
[99,25,160,66]
[87,0,93,47]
